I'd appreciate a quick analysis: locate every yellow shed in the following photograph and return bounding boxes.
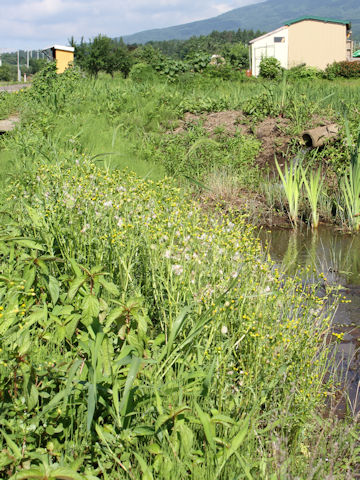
[44,45,75,73]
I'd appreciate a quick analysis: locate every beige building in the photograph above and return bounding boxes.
[43,45,75,73]
[250,16,352,76]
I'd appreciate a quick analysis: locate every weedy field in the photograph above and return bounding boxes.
[0,65,360,479]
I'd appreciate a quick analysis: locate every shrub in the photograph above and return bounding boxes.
[259,56,282,79]
[324,61,360,79]
[204,63,235,80]
[0,64,16,82]
[242,91,281,120]
[186,52,211,72]
[129,62,155,82]
[287,64,320,79]
[153,57,189,81]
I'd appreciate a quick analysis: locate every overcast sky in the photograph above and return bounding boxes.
[0,0,261,51]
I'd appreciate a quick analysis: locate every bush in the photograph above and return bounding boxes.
[242,91,281,120]
[287,64,320,79]
[324,61,360,79]
[129,62,155,82]
[204,63,235,80]
[259,56,282,79]
[0,64,16,82]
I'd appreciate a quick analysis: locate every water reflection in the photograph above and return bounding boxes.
[260,226,360,286]
[260,226,360,414]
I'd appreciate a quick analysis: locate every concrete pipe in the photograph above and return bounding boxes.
[302,124,339,148]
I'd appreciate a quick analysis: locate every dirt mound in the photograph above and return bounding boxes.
[172,110,250,136]
[254,117,291,168]
[170,111,292,169]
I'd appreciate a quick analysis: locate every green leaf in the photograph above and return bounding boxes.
[50,467,86,480]
[16,239,45,251]
[158,306,191,362]
[82,295,100,320]
[195,403,216,452]
[147,443,162,455]
[215,415,251,479]
[201,357,216,397]
[23,266,36,291]
[68,258,82,277]
[9,468,48,479]
[48,275,60,305]
[26,205,44,228]
[106,307,125,324]
[67,275,87,301]
[98,277,120,296]
[119,356,141,415]
[133,425,155,436]
[87,382,96,432]
[226,416,250,459]
[36,359,82,419]
[1,429,22,460]
[133,452,154,480]
[27,384,39,412]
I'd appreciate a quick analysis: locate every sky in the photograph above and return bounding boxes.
[0,0,261,51]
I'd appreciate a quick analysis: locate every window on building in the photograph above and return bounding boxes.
[274,37,285,43]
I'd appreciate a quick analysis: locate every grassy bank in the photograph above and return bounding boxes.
[2,65,360,228]
[0,66,359,478]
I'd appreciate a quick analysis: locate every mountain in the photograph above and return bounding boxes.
[123,0,360,44]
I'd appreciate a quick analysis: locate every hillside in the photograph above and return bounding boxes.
[123,0,360,44]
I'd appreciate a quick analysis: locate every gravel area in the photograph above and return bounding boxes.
[0,84,31,92]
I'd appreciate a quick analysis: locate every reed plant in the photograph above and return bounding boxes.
[302,166,324,228]
[341,160,360,231]
[275,157,303,227]
[339,127,360,231]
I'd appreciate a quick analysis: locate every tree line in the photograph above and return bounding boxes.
[71,28,262,77]
[1,28,262,81]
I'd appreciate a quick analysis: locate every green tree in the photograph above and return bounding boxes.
[225,43,249,69]
[0,64,15,81]
[86,35,111,77]
[105,44,132,78]
[28,58,47,74]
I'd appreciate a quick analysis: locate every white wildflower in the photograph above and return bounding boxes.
[172,264,183,276]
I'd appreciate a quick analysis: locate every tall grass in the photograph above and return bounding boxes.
[275,157,303,227]
[302,166,324,229]
[339,128,360,231]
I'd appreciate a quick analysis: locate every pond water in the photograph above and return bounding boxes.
[260,226,360,415]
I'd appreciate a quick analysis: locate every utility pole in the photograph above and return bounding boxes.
[26,50,29,68]
[17,50,21,82]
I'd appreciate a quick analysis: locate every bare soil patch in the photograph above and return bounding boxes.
[0,114,20,133]
[254,117,291,169]
[170,111,293,170]
[171,110,250,136]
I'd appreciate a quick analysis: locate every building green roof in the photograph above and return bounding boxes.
[285,16,351,28]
